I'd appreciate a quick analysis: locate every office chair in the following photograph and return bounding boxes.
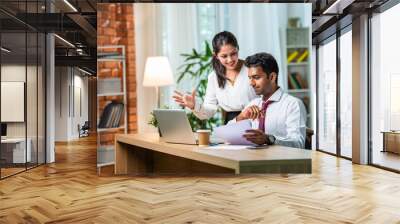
[78,121,90,138]
[305,128,314,150]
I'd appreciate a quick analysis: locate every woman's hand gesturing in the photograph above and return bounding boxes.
[173,89,196,110]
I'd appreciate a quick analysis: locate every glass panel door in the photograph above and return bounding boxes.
[1,31,28,177]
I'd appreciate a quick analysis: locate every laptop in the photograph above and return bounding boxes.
[153,109,223,145]
[153,109,197,144]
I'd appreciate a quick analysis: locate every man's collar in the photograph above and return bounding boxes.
[262,87,283,102]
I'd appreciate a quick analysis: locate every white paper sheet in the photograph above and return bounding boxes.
[204,144,269,150]
[204,145,250,150]
[213,119,256,145]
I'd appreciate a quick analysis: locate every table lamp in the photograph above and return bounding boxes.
[143,56,174,108]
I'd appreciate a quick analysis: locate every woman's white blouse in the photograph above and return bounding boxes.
[193,65,257,120]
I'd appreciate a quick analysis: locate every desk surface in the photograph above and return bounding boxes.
[115,133,312,174]
[1,138,27,143]
[381,131,400,133]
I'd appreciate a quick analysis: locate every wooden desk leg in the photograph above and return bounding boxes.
[115,141,129,175]
[115,141,153,175]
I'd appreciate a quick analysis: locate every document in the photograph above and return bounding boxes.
[204,145,249,150]
[204,144,268,150]
[213,119,256,145]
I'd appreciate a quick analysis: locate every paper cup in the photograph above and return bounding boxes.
[197,129,211,146]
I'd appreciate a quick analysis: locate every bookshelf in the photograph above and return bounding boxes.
[285,27,312,127]
[97,45,127,170]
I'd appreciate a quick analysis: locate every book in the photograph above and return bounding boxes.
[288,73,298,89]
[295,73,308,88]
[108,105,117,128]
[297,50,309,63]
[98,102,124,128]
[287,51,298,63]
[288,75,295,89]
[290,73,302,89]
[113,104,124,127]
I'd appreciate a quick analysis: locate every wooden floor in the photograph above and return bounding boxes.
[373,151,400,171]
[0,167,26,178]
[1,136,400,223]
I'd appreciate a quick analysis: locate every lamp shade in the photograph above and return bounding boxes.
[143,56,174,87]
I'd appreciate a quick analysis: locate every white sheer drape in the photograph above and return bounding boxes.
[160,4,199,108]
[216,3,288,88]
[134,3,163,133]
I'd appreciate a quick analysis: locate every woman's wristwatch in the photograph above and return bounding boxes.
[265,134,276,145]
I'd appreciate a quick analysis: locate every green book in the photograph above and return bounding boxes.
[290,73,301,89]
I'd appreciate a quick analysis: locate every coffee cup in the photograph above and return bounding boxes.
[197,129,211,146]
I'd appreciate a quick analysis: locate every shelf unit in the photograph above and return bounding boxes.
[284,27,312,127]
[97,45,127,169]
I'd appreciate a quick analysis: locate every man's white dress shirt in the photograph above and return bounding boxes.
[193,65,257,120]
[229,87,307,148]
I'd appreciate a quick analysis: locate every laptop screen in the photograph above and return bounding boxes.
[153,109,197,145]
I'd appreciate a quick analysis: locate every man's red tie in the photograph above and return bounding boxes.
[258,100,273,132]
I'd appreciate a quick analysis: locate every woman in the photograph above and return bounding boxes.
[173,31,257,124]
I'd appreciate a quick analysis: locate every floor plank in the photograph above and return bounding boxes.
[0,136,400,223]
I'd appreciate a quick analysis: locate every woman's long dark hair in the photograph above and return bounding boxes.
[212,31,239,88]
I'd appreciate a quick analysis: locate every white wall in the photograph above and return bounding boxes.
[1,65,31,137]
[54,67,89,141]
[55,67,68,141]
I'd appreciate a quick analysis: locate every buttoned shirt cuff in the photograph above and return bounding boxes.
[193,100,201,113]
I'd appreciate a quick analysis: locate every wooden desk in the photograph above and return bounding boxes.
[115,134,311,175]
[1,138,32,164]
[382,131,400,154]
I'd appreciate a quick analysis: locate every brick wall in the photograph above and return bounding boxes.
[97,3,137,144]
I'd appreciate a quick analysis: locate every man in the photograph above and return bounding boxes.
[230,53,307,148]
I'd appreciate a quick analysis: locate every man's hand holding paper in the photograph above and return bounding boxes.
[214,119,261,145]
[242,129,267,145]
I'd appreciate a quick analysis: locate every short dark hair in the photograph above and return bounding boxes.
[244,53,279,82]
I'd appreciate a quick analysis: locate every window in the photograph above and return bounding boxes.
[339,29,352,158]
[371,3,400,171]
[318,37,337,154]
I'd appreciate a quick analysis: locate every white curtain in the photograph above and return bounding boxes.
[217,4,288,88]
[135,3,163,133]
[160,4,199,108]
